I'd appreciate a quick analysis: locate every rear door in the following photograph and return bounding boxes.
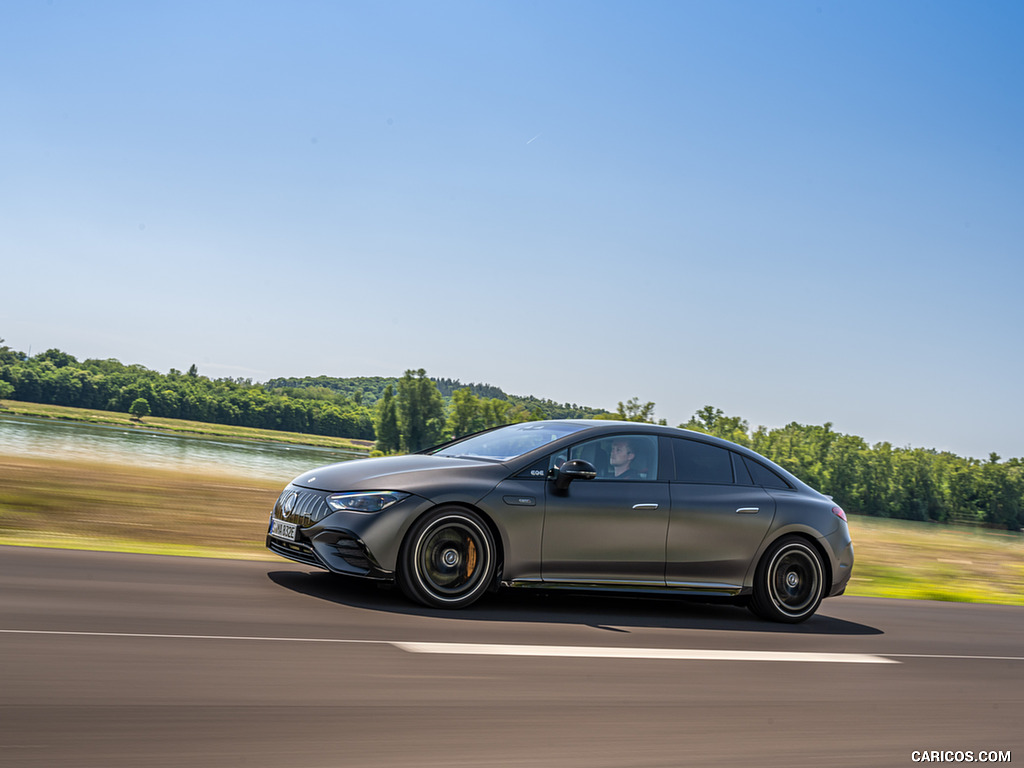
[665,438,776,590]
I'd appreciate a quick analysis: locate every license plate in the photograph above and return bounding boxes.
[270,518,298,541]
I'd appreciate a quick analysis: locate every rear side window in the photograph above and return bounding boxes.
[671,439,733,484]
[731,452,753,485]
[744,458,791,489]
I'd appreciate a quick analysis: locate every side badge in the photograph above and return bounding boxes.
[503,495,537,507]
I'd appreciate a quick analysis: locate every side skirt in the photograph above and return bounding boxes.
[505,578,744,598]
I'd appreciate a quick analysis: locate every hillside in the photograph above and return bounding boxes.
[263,374,609,419]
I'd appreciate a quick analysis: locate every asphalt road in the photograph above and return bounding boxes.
[1,545,1021,768]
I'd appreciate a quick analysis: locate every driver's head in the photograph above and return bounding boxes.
[609,439,635,470]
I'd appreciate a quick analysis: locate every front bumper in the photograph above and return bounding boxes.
[265,485,432,578]
[266,529,389,578]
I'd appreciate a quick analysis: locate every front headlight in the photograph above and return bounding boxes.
[325,491,411,513]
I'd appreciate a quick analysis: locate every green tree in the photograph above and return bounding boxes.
[129,397,151,421]
[481,397,511,428]
[374,385,401,454]
[36,348,77,368]
[822,434,871,514]
[615,397,659,423]
[0,338,23,365]
[0,379,14,403]
[683,406,751,447]
[396,369,446,452]
[976,456,1023,529]
[447,387,485,439]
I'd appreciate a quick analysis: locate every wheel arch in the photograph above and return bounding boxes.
[744,526,834,593]
[748,530,831,622]
[398,501,506,589]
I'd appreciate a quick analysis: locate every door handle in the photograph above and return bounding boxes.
[632,503,659,510]
[736,507,759,514]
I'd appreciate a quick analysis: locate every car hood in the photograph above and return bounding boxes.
[289,453,506,495]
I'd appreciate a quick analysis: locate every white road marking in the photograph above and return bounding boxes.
[392,641,899,664]
[887,653,1024,662]
[4,629,1022,664]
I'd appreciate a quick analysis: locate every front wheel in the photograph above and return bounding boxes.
[398,507,497,609]
[749,536,826,623]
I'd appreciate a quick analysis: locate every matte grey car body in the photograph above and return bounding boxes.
[267,420,854,622]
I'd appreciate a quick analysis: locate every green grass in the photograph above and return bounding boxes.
[0,399,373,452]
[1,449,1021,605]
[843,515,1023,605]
[0,532,279,561]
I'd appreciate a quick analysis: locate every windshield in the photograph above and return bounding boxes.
[431,422,589,461]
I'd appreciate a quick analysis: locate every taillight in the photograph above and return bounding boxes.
[832,506,847,522]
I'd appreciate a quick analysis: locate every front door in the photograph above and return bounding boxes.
[540,433,669,585]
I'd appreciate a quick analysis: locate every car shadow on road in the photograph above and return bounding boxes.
[267,569,883,636]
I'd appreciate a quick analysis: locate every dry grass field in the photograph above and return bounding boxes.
[0,454,280,560]
[1,452,1022,605]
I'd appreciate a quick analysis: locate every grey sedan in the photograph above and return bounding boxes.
[267,420,853,622]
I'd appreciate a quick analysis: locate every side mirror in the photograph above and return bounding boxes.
[552,459,597,492]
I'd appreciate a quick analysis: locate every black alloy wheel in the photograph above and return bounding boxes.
[749,536,826,623]
[398,507,497,609]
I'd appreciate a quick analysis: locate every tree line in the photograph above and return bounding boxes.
[0,344,376,440]
[2,341,1020,529]
[263,373,607,417]
[0,343,605,444]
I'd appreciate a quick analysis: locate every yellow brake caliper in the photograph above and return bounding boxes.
[466,539,477,579]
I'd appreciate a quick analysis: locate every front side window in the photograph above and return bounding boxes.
[550,434,659,481]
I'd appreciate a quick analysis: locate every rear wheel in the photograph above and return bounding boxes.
[749,536,825,623]
[398,507,496,609]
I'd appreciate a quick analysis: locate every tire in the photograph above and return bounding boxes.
[749,536,826,623]
[398,507,497,609]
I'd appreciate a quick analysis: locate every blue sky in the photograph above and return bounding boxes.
[2,1,1022,459]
